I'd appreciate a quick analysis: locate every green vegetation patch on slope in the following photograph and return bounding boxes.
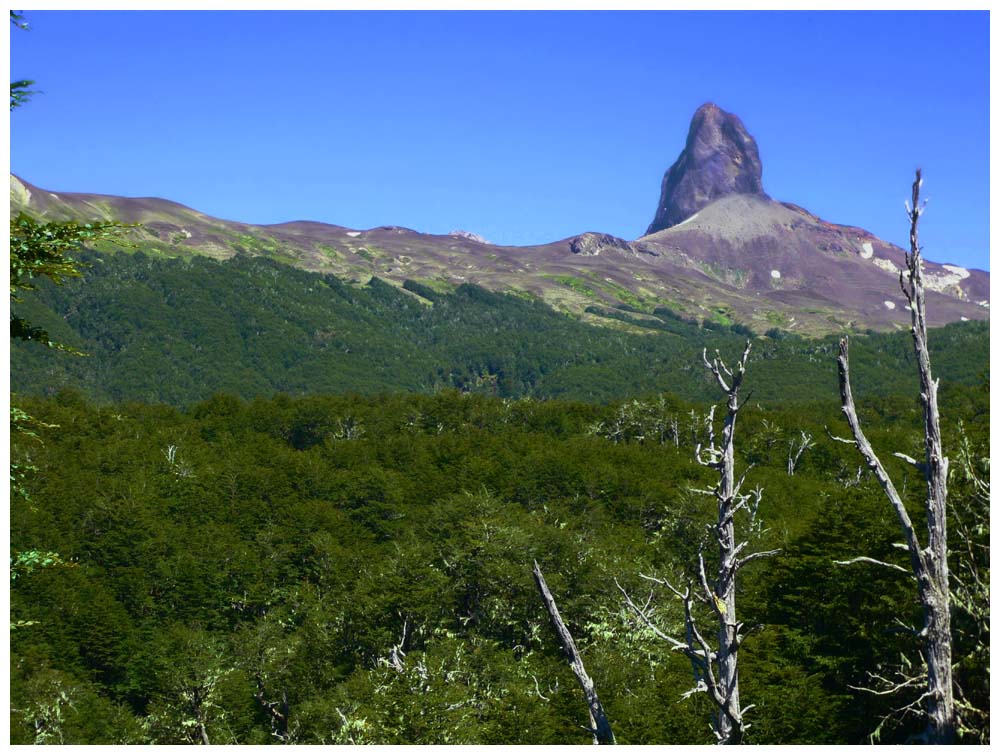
[10,251,989,407]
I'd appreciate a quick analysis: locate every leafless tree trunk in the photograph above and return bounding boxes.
[382,616,411,673]
[699,345,749,744]
[532,561,616,745]
[833,169,955,744]
[786,431,814,476]
[618,342,777,744]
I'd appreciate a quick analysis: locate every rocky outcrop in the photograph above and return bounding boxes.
[646,103,767,234]
[570,232,636,257]
[449,229,491,244]
[569,233,662,260]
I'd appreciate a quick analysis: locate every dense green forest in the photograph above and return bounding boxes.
[10,379,989,743]
[11,250,989,406]
[10,249,991,744]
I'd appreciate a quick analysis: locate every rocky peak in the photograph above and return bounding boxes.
[645,103,766,235]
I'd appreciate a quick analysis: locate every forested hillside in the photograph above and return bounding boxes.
[9,234,992,744]
[10,383,989,744]
[11,250,989,406]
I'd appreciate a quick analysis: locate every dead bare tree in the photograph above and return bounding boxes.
[618,342,777,744]
[380,616,411,674]
[832,169,955,744]
[786,431,814,476]
[532,561,616,745]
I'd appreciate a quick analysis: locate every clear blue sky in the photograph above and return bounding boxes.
[10,10,990,270]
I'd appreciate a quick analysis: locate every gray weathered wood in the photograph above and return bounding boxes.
[620,341,775,744]
[836,169,954,744]
[533,561,616,745]
[697,342,752,744]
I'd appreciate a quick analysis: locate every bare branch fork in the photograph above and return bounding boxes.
[787,431,815,476]
[381,616,411,673]
[835,169,955,744]
[620,340,777,744]
[533,561,616,745]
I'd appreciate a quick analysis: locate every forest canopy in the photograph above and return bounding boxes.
[10,376,989,743]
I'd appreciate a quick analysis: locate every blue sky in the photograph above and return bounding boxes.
[9,10,990,270]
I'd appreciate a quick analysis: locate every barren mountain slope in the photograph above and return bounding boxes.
[10,103,988,336]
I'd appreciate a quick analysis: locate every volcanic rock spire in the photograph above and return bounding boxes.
[646,103,767,235]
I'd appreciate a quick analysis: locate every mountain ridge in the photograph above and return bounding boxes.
[9,105,989,336]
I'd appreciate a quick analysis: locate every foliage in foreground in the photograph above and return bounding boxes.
[10,384,988,744]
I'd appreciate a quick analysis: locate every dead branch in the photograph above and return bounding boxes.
[616,578,691,651]
[629,341,774,743]
[834,169,955,744]
[837,339,926,576]
[833,556,912,576]
[534,561,616,745]
[382,616,410,673]
[787,431,815,476]
[737,549,782,571]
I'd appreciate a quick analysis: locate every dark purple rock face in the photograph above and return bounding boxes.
[646,103,767,235]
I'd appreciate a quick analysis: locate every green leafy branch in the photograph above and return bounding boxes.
[10,212,133,351]
[10,12,36,110]
[11,550,75,582]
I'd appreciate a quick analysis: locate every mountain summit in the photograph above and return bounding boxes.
[646,103,766,234]
[10,102,989,341]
